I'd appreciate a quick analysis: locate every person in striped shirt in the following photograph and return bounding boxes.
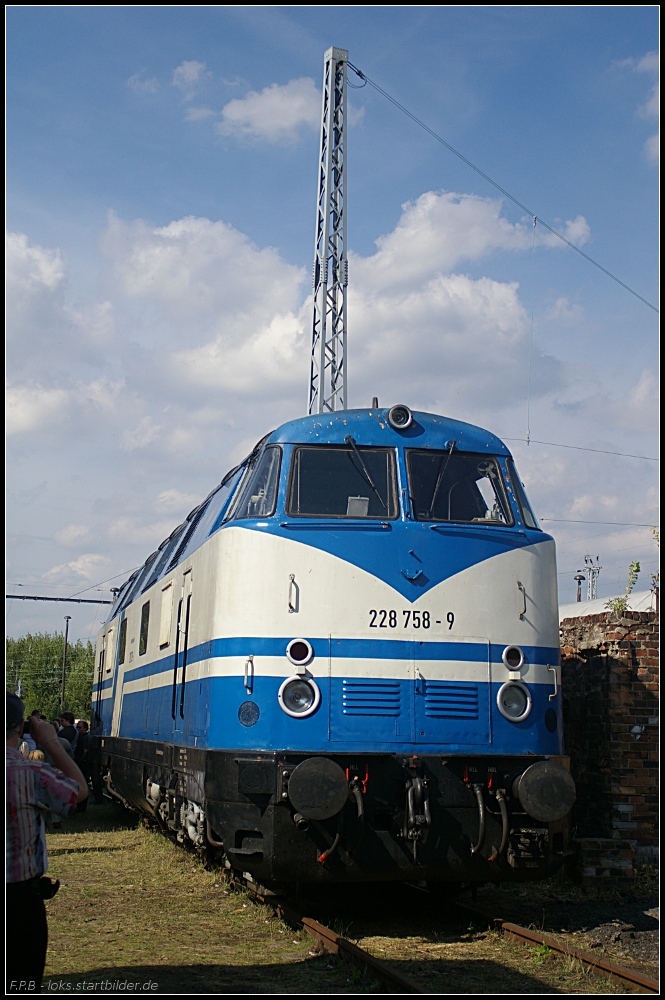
[6,693,88,992]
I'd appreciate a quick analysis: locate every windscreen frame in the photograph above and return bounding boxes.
[286,444,400,520]
[406,448,515,526]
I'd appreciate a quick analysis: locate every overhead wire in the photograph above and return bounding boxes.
[67,565,141,599]
[540,518,658,527]
[501,438,658,461]
[347,62,658,314]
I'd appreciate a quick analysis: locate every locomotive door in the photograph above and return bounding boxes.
[171,570,192,739]
[328,635,414,743]
[413,637,491,745]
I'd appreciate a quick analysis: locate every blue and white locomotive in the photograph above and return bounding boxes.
[92,404,575,885]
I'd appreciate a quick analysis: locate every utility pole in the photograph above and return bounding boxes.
[584,555,601,601]
[60,615,71,713]
[309,46,348,415]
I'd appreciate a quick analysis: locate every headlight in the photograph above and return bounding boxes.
[278,676,321,718]
[502,645,524,670]
[286,638,313,667]
[497,681,531,722]
[387,404,413,430]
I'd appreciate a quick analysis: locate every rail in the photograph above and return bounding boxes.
[454,900,659,995]
[228,871,658,994]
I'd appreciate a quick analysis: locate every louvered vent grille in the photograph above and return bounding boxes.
[342,679,401,716]
[424,681,478,719]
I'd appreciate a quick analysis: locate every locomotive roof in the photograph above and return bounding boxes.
[267,408,511,455]
[106,408,512,622]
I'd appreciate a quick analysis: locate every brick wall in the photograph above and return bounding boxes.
[560,610,659,875]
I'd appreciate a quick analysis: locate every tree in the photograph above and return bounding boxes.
[6,631,95,720]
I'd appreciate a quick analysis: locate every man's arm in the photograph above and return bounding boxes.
[31,718,89,803]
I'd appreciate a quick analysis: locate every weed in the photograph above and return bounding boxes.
[330,917,352,938]
[528,943,552,961]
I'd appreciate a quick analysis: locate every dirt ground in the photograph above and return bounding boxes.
[473,866,659,980]
[38,803,654,994]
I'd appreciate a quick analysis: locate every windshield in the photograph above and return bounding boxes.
[288,446,398,519]
[506,458,540,530]
[233,446,282,519]
[407,450,513,525]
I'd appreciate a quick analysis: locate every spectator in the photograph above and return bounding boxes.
[74,720,90,766]
[58,712,78,753]
[39,726,76,828]
[89,711,105,804]
[6,693,88,991]
[74,721,91,813]
[40,724,75,762]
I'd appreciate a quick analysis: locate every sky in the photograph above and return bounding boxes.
[6,6,659,644]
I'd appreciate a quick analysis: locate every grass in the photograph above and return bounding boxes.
[41,804,631,995]
[356,926,628,994]
[41,803,380,994]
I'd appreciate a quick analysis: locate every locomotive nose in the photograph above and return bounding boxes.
[287,757,349,820]
[513,760,576,823]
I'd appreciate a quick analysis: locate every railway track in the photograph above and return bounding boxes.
[232,874,659,995]
[454,901,659,996]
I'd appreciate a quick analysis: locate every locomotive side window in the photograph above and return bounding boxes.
[139,601,150,656]
[118,618,127,665]
[116,561,153,614]
[287,446,398,519]
[159,583,174,648]
[233,446,282,519]
[506,458,541,530]
[207,466,245,533]
[407,451,513,525]
[142,524,187,592]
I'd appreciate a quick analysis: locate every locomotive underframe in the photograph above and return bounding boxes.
[92,737,571,884]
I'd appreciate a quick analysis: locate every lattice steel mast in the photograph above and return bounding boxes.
[308,46,348,414]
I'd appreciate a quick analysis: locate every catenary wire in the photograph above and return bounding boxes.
[540,518,658,527]
[502,438,658,461]
[67,565,141,599]
[347,62,658,314]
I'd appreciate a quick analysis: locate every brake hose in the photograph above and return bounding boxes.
[470,783,486,855]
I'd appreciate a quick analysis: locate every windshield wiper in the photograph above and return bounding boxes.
[344,436,387,510]
[428,440,455,518]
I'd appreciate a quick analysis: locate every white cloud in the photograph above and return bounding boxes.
[6,383,70,435]
[121,416,163,451]
[127,72,159,95]
[6,232,65,291]
[173,311,305,393]
[544,215,591,248]
[43,553,111,584]
[55,524,92,547]
[217,77,320,141]
[185,106,216,121]
[548,297,585,324]
[80,377,125,411]
[103,212,303,326]
[107,517,179,546]
[593,368,659,433]
[352,192,589,296]
[632,52,659,163]
[172,60,209,99]
[155,489,202,513]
